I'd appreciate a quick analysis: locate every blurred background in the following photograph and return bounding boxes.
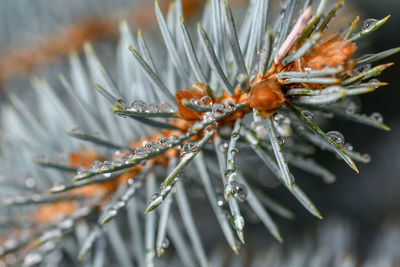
[0,0,399,265]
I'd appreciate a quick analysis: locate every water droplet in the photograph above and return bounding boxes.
[180,142,197,157]
[59,218,73,230]
[369,79,380,88]
[160,184,172,195]
[200,96,213,106]
[219,142,229,152]
[301,110,315,123]
[132,152,146,160]
[341,97,362,114]
[224,182,233,199]
[231,181,248,202]
[231,215,245,231]
[343,143,353,151]
[25,178,36,188]
[370,112,383,123]
[4,239,17,249]
[169,135,179,143]
[131,100,147,112]
[192,121,204,131]
[190,98,201,106]
[276,136,285,146]
[112,159,123,167]
[145,142,156,149]
[31,194,41,202]
[217,197,224,206]
[5,254,17,265]
[223,101,235,111]
[149,193,163,206]
[354,64,371,75]
[75,167,88,179]
[51,183,66,192]
[157,137,169,145]
[161,103,175,113]
[273,114,291,137]
[101,161,112,171]
[116,99,127,107]
[363,153,371,162]
[232,132,240,141]
[327,131,345,147]
[90,160,102,172]
[212,104,226,115]
[202,112,214,123]
[147,104,161,113]
[106,209,118,219]
[230,148,239,156]
[251,121,268,139]
[23,253,42,266]
[204,122,218,133]
[161,238,170,249]
[224,169,236,181]
[346,105,356,114]
[362,18,378,30]
[114,201,126,209]
[135,147,150,154]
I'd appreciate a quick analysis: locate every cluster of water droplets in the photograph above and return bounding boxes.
[129,100,147,112]
[73,136,181,180]
[129,100,175,113]
[191,100,238,132]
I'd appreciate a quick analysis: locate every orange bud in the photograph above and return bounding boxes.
[302,34,357,70]
[249,79,285,118]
